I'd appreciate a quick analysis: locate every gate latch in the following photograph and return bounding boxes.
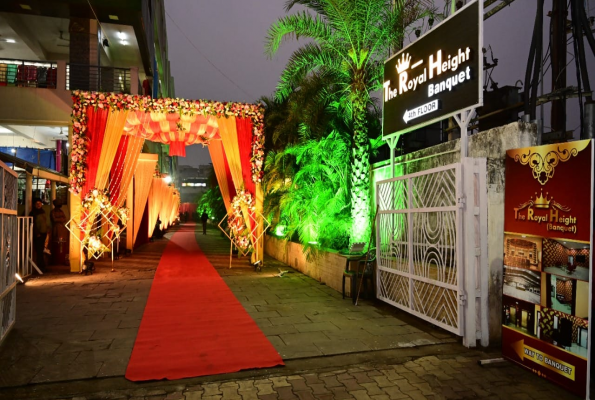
[458,292,467,305]
[457,196,466,209]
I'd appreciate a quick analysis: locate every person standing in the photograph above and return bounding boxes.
[201,212,208,235]
[50,199,68,265]
[30,198,48,271]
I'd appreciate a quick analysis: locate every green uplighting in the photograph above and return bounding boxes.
[274,225,286,236]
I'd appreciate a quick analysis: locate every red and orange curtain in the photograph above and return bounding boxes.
[208,116,264,262]
[124,111,219,157]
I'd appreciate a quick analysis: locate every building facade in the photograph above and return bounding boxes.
[0,0,176,270]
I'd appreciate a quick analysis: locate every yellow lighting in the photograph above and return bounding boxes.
[109,15,119,20]
[20,4,32,10]
[15,273,24,283]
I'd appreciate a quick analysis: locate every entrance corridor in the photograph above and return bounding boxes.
[0,224,577,399]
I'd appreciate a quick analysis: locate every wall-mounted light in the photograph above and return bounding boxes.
[10,148,16,154]
[120,40,128,46]
[117,32,126,40]
[2,39,16,43]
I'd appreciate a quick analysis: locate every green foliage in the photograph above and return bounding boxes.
[263,130,353,253]
[196,186,226,222]
[266,0,437,245]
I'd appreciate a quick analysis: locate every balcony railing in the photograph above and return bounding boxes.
[66,63,131,94]
[0,58,58,88]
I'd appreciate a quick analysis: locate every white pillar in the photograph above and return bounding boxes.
[126,179,134,252]
[50,181,56,202]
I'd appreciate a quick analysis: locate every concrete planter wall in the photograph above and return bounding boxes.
[264,236,351,295]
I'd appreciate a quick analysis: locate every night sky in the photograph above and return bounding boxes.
[165,0,595,167]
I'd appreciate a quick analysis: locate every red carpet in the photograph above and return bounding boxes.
[125,223,284,381]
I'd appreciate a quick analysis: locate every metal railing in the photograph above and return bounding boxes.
[0,58,58,88]
[0,161,18,345]
[66,63,131,93]
[17,217,36,279]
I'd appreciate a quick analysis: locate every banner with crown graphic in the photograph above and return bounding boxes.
[501,139,594,399]
[505,140,592,242]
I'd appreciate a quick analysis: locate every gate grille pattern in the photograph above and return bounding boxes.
[0,164,17,345]
[376,164,462,334]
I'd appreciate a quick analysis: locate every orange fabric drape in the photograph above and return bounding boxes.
[159,185,174,230]
[115,136,145,207]
[208,140,233,211]
[217,116,243,191]
[133,154,158,246]
[95,110,129,190]
[148,178,167,238]
[217,116,257,246]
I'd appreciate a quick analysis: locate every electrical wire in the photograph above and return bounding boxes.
[86,0,110,45]
[164,10,254,101]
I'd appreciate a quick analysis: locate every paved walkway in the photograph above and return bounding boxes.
[0,224,578,399]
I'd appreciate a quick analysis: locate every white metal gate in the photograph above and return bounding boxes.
[0,161,18,345]
[376,164,463,335]
[17,217,34,279]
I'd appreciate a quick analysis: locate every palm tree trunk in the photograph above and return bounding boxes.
[350,93,371,245]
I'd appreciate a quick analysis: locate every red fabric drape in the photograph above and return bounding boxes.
[235,118,257,244]
[169,141,186,157]
[236,118,255,196]
[81,106,109,197]
[109,135,129,204]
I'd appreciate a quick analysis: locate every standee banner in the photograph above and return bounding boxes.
[502,140,594,398]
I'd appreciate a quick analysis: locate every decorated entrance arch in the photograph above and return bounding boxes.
[67,91,267,271]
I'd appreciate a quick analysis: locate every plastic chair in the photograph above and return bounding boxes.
[16,64,26,86]
[46,67,57,88]
[37,66,47,88]
[26,65,37,87]
[6,64,17,85]
[342,243,376,303]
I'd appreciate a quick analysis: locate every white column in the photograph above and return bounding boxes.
[126,179,134,252]
[50,181,56,202]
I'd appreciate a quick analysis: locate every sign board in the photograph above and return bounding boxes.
[502,140,594,398]
[382,0,483,139]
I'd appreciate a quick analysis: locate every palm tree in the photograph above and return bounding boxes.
[265,0,435,244]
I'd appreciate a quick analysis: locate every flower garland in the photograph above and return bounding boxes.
[81,188,129,225]
[83,234,110,257]
[116,207,129,225]
[70,91,265,195]
[228,190,255,251]
[82,188,111,210]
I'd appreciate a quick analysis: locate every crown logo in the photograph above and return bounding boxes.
[396,53,411,74]
[533,190,551,209]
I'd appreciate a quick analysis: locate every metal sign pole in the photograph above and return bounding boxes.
[454,108,476,160]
